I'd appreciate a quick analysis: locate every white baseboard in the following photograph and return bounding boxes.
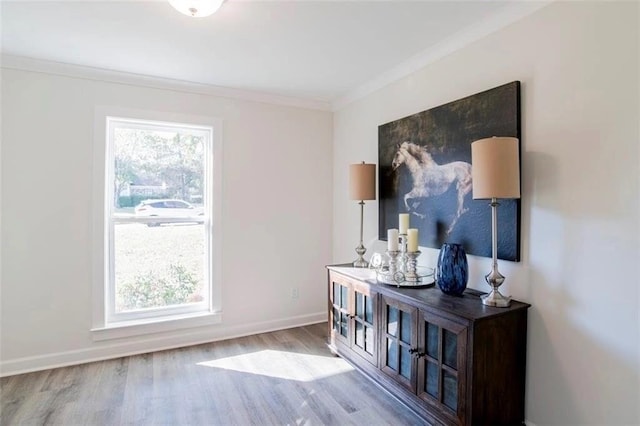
[0,312,327,377]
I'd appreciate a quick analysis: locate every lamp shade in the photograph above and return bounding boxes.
[169,0,224,17]
[471,137,520,199]
[349,162,376,201]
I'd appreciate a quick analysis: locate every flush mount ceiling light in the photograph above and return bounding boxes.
[169,0,225,18]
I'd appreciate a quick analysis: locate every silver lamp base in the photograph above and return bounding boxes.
[353,199,369,268]
[353,259,369,268]
[353,243,368,268]
[481,289,512,307]
[481,198,511,308]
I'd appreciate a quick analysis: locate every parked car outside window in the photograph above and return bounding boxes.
[134,199,204,226]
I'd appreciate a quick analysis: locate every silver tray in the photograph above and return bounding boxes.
[376,266,435,288]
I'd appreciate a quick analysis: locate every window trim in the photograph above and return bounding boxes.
[92,106,223,340]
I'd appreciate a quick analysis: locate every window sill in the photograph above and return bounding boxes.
[91,311,222,341]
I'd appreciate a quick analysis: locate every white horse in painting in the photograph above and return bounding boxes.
[391,141,473,235]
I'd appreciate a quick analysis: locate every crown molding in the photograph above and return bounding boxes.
[0,54,332,112]
[332,1,553,111]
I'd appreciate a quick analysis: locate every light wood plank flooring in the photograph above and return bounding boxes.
[1,323,425,425]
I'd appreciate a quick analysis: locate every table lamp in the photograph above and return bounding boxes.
[350,162,376,267]
[471,137,520,307]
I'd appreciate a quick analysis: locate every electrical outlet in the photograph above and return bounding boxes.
[291,287,299,300]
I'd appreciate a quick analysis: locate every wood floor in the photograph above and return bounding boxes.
[1,323,425,425]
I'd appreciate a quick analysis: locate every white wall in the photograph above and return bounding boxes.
[333,2,639,425]
[0,67,333,374]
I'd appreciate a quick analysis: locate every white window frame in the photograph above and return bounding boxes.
[92,107,223,340]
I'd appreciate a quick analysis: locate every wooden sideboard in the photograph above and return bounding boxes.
[327,265,530,426]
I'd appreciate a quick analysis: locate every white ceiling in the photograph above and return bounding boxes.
[1,1,547,108]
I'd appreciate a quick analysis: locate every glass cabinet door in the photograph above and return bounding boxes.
[330,280,350,346]
[350,283,377,365]
[417,310,467,424]
[380,296,417,392]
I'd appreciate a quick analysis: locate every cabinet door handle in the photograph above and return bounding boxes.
[417,352,426,358]
[408,348,418,354]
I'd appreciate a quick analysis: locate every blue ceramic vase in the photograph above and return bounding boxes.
[436,243,468,296]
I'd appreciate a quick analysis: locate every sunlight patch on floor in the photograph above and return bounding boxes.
[197,349,354,381]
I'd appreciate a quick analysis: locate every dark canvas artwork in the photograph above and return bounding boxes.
[378,81,521,261]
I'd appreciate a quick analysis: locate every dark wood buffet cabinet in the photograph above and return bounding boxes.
[327,265,530,426]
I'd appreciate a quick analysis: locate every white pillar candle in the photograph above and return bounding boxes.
[387,229,399,251]
[407,228,419,252]
[399,213,410,235]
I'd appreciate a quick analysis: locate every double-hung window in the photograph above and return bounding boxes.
[94,112,221,337]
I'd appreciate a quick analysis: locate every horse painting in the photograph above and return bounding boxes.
[391,141,472,235]
[378,81,520,260]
